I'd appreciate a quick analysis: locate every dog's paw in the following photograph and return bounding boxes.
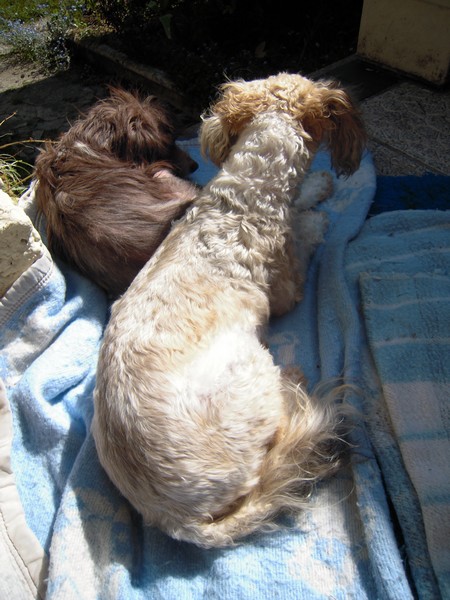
[294,171,334,211]
[293,209,329,283]
[294,209,329,247]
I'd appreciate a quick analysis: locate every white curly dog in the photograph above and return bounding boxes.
[92,72,366,548]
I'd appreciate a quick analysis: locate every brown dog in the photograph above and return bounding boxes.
[34,87,199,296]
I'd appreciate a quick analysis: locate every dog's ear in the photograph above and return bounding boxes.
[200,79,262,165]
[200,114,234,165]
[303,82,367,178]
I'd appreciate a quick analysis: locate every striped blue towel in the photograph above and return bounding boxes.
[346,210,450,599]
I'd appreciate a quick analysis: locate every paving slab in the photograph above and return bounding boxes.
[361,81,450,175]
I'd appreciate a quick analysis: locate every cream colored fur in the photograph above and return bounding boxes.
[92,73,366,548]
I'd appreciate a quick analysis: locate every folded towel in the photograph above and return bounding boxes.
[0,254,108,553]
[346,211,450,599]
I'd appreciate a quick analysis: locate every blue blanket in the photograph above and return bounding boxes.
[369,174,450,215]
[1,142,448,599]
[346,211,450,599]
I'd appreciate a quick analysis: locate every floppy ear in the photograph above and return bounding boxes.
[303,83,367,178]
[199,114,234,166]
[200,79,263,165]
[322,85,366,177]
[328,91,366,177]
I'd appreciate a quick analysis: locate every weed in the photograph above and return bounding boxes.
[0,18,47,64]
[0,1,61,23]
[0,116,38,201]
[0,154,33,200]
[0,1,93,73]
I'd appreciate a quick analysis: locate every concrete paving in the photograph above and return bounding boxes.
[314,55,450,176]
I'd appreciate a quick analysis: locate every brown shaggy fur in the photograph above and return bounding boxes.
[34,87,199,297]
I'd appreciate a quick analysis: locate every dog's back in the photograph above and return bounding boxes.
[93,102,360,547]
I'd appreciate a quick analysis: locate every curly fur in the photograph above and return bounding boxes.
[92,73,366,547]
[34,86,198,297]
[201,73,365,176]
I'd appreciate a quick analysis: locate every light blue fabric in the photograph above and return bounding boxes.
[3,141,446,598]
[0,254,108,553]
[268,151,417,600]
[346,211,450,599]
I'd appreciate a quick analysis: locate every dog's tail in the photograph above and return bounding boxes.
[170,380,352,549]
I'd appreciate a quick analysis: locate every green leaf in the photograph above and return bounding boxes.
[159,13,172,39]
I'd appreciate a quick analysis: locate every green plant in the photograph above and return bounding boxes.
[0,154,33,200]
[148,0,173,39]
[86,0,237,40]
[0,1,61,23]
[0,116,38,200]
[0,18,47,64]
[45,6,77,70]
[0,1,97,72]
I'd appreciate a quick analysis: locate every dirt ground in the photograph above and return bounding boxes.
[0,51,45,94]
[0,45,111,167]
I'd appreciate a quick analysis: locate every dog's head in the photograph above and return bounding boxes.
[71,86,198,176]
[200,72,366,177]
